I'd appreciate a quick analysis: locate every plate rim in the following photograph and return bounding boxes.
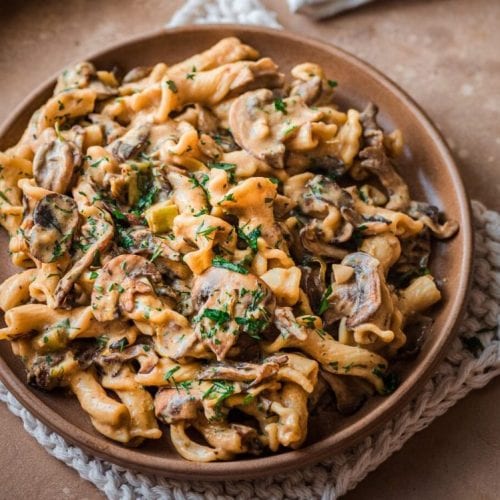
[0,24,473,480]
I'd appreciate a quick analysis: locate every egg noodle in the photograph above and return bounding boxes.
[0,38,458,461]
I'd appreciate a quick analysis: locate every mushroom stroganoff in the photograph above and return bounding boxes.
[0,38,458,462]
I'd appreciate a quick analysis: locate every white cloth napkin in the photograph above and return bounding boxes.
[167,0,375,27]
[287,0,375,19]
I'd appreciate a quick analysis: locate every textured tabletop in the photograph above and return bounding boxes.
[0,1,499,499]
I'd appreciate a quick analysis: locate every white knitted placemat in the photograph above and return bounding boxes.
[1,3,499,499]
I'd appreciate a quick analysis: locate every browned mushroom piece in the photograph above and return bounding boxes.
[320,369,373,415]
[107,123,151,162]
[89,113,126,143]
[122,66,153,84]
[54,62,95,94]
[300,226,348,260]
[195,105,219,134]
[208,129,239,153]
[295,175,359,255]
[124,227,181,262]
[229,89,285,168]
[97,344,159,375]
[29,193,79,263]
[197,355,288,386]
[33,129,82,193]
[91,254,162,321]
[323,252,382,327]
[299,258,327,311]
[26,352,66,390]
[154,387,203,424]
[54,62,117,100]
[191,267,276,361]
[359,103,410,211]
[227,57,285,97]
[229,88,322,169]
[406,201,459,239]
[290,76,323,105]
[54,212,114,308]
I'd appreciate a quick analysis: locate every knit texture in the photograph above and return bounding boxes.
[1,201,498,499]
[1,3,499,498]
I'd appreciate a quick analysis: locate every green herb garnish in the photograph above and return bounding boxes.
[274,98,288,114]
[212,256,249,274]
[318,285,333,315]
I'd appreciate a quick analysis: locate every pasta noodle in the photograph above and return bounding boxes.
[0,38,458,462]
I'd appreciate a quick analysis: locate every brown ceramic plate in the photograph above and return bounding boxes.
[0,25,472,480]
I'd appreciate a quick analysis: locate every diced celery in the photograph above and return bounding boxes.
[145,201,179,233]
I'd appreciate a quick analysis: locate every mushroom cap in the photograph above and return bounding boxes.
[108,123,151,162]
[154,387,202,424]
[91,254,162,321]
[33,130,81,194]
[30,193,79,263]
[324,251,382,328]
[229,88,286,168]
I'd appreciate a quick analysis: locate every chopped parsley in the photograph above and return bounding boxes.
[208,162,237,183]
[163,365,180,381]
[274,98,288,114]
[327,79,338,88]
[165,80,178,93]
[131,186,158,216]
[202,380,235,409]
[149,244,163,262]
[96,336,109,349]
[196,223,219,240]
[237,225,261,252]
[235,316,268,340]
[212,256,249,274]
[111,337,129,352]
[318,285,333,315]
[186,66,197,80]
[197,308,230,326]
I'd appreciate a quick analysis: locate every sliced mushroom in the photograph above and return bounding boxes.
[97,343,159,374]
[91,254,162,321]
[107,123,151,162]
[124,227,181,262]
[122,66,153,84]
[26,352,66,390]
[289,63,336,106]
[54,209,114,307]
[300,226,348,260]
[359,103,410,210]
[54,62,94,94]
[191,267,276,360]
[291,174,358,256]
[55,61,117,99]
[228,89,322,169]
[33,129,81,193]
[89,113,126,143]
[290,76,323,105]
[197,356,288,386]
[323,252,382,327]
[406,201,459,239]
[226,57,285,97]
[320,369,373,415]
[300,258,327,311]
[155,386,202,424]
[29,193,79,263]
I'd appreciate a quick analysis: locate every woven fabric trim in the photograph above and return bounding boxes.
[168,0,282,28]
[1,199,498,499]
[1,4,499,498]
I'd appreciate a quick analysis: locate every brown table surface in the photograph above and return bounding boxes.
[0,0,499,498]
